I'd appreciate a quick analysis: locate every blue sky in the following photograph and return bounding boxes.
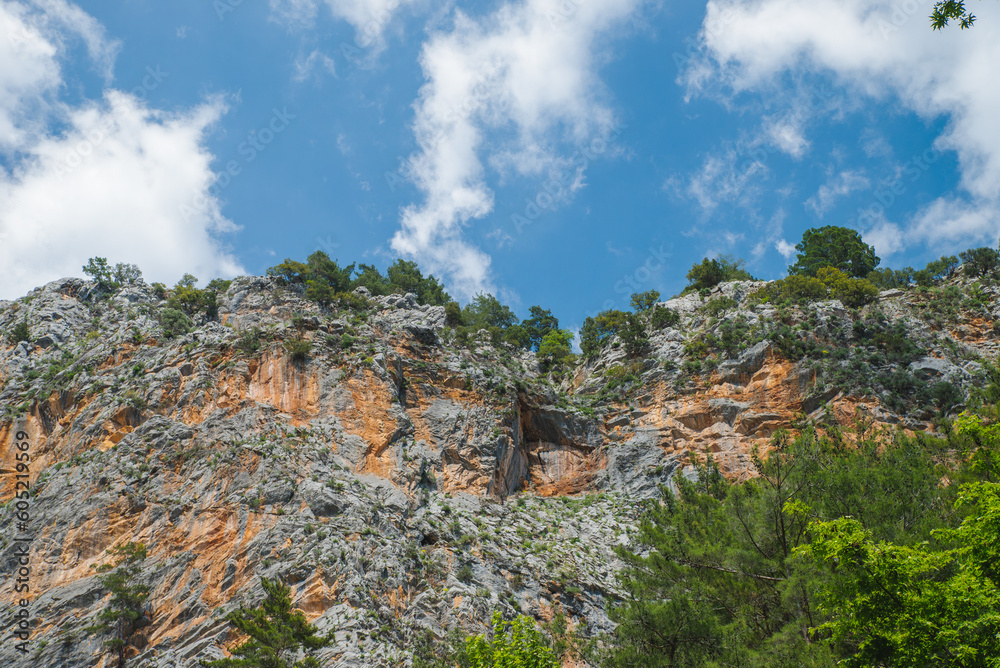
[1,0,999,330]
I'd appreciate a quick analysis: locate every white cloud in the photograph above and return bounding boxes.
[293,49,337,81]
[687,148,767,211]
[270,0,418,46]
[775,238,796,260]
[806,169,870,216]
[688,0,1000,254]
[391,0,645,298]
[765,118,808,158]
[863,220,905,257]
[0,1,243,299]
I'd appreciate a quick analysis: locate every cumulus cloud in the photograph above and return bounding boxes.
[687,0,1000,254]
[0,1,243,299]
[774,238,796,260]
[863,220,905,257]
[391,0,644,297]
[765,118,809,158]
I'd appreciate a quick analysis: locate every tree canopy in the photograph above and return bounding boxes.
[788,226,880,279]
[86,542,150,668]
[203,577,331,668]
[931,0,982,29]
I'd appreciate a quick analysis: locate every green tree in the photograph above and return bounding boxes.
[267,259,310,283]
[503,324,532,350]
[801,482,1000,667]
[536,329,574,371]
[649,306,680,330]
[606,424,965,667]
[463,294,518,331]
[932,0,982,29]
[816,267,879,308]
[203,578,332,668]
[630,291,660,312]
[788,226,880,278]
[386,259,450,305]
[579,309,646,358]
[684,255,755,293]
[83,257,117,291]
[351,263,391,296]
[521,306,559,351]
[445,301,465,327]
[466,612,559,668]
[618,312,648,357]
[7,320,30,345]
[307,251,354,293]
[85,542,150,668]
[959,246,1000,278]
[113,263,143,287]
[160,308,193,339]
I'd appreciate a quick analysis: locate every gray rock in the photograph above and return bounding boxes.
[910,356,960,381]
[718,341,771,384]
[299,480,344,516]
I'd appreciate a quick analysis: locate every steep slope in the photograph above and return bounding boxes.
[0,273,994,667]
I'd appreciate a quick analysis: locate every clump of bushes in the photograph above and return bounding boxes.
[650,306,680,330]
[754,268,878,308]
[683,255,755,293]
[7,320,30,345]
[268,253,450,307]
[284,338,312,362]
[159,308,192,339]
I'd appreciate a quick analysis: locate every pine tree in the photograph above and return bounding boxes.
[85,542,151,668]
[203,577,332,668]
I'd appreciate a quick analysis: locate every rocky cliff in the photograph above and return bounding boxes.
[0,273,994,667]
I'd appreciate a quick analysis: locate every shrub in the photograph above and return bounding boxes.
[755,275,827,305]
[160,308,192,338]
[537,329,575,371]
[702,296,738,316]
[466,613,559,668]
[284,338,312,363]
[650,306,680,329]
[444,301,464,327]
[335,291,369,312]
[456,564,474,583]
[867,267,914,290]
[685,255,754,292]
[236,328,262,354]
[7,320,30,344]
[818,267,879,307]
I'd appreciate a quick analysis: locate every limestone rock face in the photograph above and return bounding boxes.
[0,273,995,667]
